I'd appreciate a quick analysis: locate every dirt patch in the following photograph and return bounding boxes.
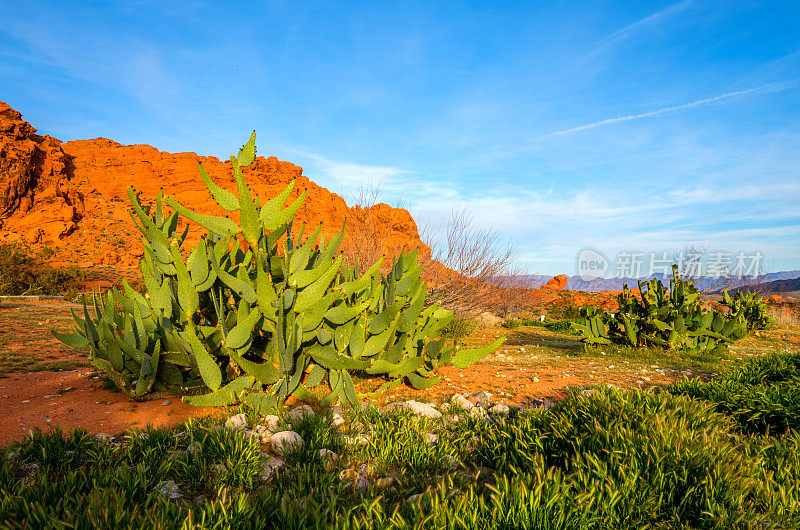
[0,368,220,445]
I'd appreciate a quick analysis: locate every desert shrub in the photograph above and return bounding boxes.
[0,242,84,296]
[439,315,478,340]
[668,353,800,434]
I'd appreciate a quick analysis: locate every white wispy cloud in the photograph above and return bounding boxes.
[588,0,693,56]
[538,79,800,139]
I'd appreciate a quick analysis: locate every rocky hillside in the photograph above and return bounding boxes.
[0,102,428,282]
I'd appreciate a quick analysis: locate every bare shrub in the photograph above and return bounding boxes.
[769,306,800,330]
[339,181,533,318]
[418,205,533,317]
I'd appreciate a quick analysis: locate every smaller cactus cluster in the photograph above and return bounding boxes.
[720,289,776,331]
[573,265,760,355]
[54,133,504,410]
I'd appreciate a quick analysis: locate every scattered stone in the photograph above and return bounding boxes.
[262,414,280,432]
[579,389,597,398]
[469,407,489,420]
[530,398,553,409]
[532,376,540,382]
[288,405,314,423]
[319,449,339,470]
[157,479,183,501]
[358,462,378,479]
[489,404,510,416]
[250,425,272,444]
[469,391,493,408]
[331,413,345,428]
[224,413,248,431]
[270,431,304,453]
[182,442,201,457]
[407,493,424,504]
[260,457,285,481]
[376,471,401,490]
[383,401,442,419]
[354,474,369,494]
[93,433,113,444]
[442,455,458,468]
[450,393,475,411]
[439,403,452,413]
[339,468,359,482]
[161,400,171,406]
[326,405,344,416]
[422,432,439,446]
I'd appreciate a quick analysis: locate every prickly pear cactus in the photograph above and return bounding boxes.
[721,289,775,331]
[54,133,504,410]
[573,265,749,354]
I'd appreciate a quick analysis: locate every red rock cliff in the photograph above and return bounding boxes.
[0,103,428,275]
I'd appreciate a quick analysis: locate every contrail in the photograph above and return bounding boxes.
[591,0,693,55]
[540,78,800,139]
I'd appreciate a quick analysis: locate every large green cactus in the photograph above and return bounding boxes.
[573,265,748,354]
[54,133,504,410]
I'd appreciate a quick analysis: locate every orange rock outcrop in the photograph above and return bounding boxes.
[0,103,428,277]
[543,274,568,290]
[0,102,84,243]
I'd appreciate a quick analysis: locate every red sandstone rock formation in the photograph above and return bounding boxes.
[543,274,568,290]
[0,103,428,274]
[0,102,84,243]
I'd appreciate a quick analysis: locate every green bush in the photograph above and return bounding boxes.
[0,242,84,296]
[439,315,478,340]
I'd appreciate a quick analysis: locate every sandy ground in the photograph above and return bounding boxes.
[0,368,220,445]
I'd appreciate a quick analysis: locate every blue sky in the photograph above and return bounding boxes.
[1,0,799,276]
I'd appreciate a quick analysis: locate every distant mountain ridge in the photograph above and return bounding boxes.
[518,270,800,293]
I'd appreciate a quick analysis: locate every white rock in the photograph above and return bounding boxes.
[262,414,280,432]
[157,479,183,500]
[489,403,510,416]
[288,405,314,422]
[383,401,442,419]
[450,393,475,411]
[224,413,248,431]
[270,431,304,453]
[439,403,452,413]
[260,457,285,481]
[331,413,345,428]
[422,432,439,446]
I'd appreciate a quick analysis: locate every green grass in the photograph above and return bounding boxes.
[2,353,800,528]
